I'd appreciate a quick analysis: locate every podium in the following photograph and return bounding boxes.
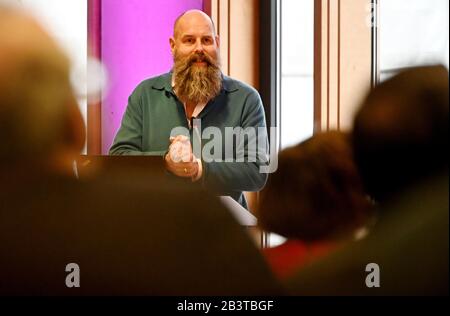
[75,155,166,179]
[219,196,268,248]
[75,155,268,247]
[219,196,257,226]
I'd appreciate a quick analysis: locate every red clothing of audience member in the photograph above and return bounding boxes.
[263,240,337,279]
[258,132,372,282]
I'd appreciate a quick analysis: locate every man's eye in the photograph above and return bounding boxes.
[203,38,212,44]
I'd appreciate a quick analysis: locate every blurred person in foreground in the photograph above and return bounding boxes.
[0,5,85,177]
[109,10,269,210]
[0,6,281,295]
[286,65,449,295]
[258,131,372,280]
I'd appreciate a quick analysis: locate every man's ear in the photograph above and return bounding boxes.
[169,37,176,55]
[215,35,220,48]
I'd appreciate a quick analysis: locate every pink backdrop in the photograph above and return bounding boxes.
[101,0,204,154]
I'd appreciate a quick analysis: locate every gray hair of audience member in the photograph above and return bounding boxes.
[258,131,371,242]
[352,65,449,203]
[0,6,85,167]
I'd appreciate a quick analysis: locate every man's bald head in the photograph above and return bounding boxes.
[173,9,216,39]
[0,6,84,167]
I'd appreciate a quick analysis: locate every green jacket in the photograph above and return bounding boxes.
[110,72,269,209]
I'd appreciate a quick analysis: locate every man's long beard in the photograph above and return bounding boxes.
[172,50,222,105]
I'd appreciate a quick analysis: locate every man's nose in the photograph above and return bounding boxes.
[194,39,204,53]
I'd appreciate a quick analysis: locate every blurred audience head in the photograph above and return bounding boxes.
[0,5,85,173]
[353,65,449,203]
[258,131,371,242]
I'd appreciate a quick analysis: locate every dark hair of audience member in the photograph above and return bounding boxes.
[258,131,371,242]
[352,65,449,203]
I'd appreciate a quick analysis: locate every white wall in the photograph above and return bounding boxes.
[380,0,449,80]
[281,0,315,150]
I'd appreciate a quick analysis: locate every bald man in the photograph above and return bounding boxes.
[110,10,269,209]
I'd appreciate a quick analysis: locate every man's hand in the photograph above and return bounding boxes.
[164,136,199,178]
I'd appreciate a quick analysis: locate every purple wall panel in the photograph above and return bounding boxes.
[101,0,204,154]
